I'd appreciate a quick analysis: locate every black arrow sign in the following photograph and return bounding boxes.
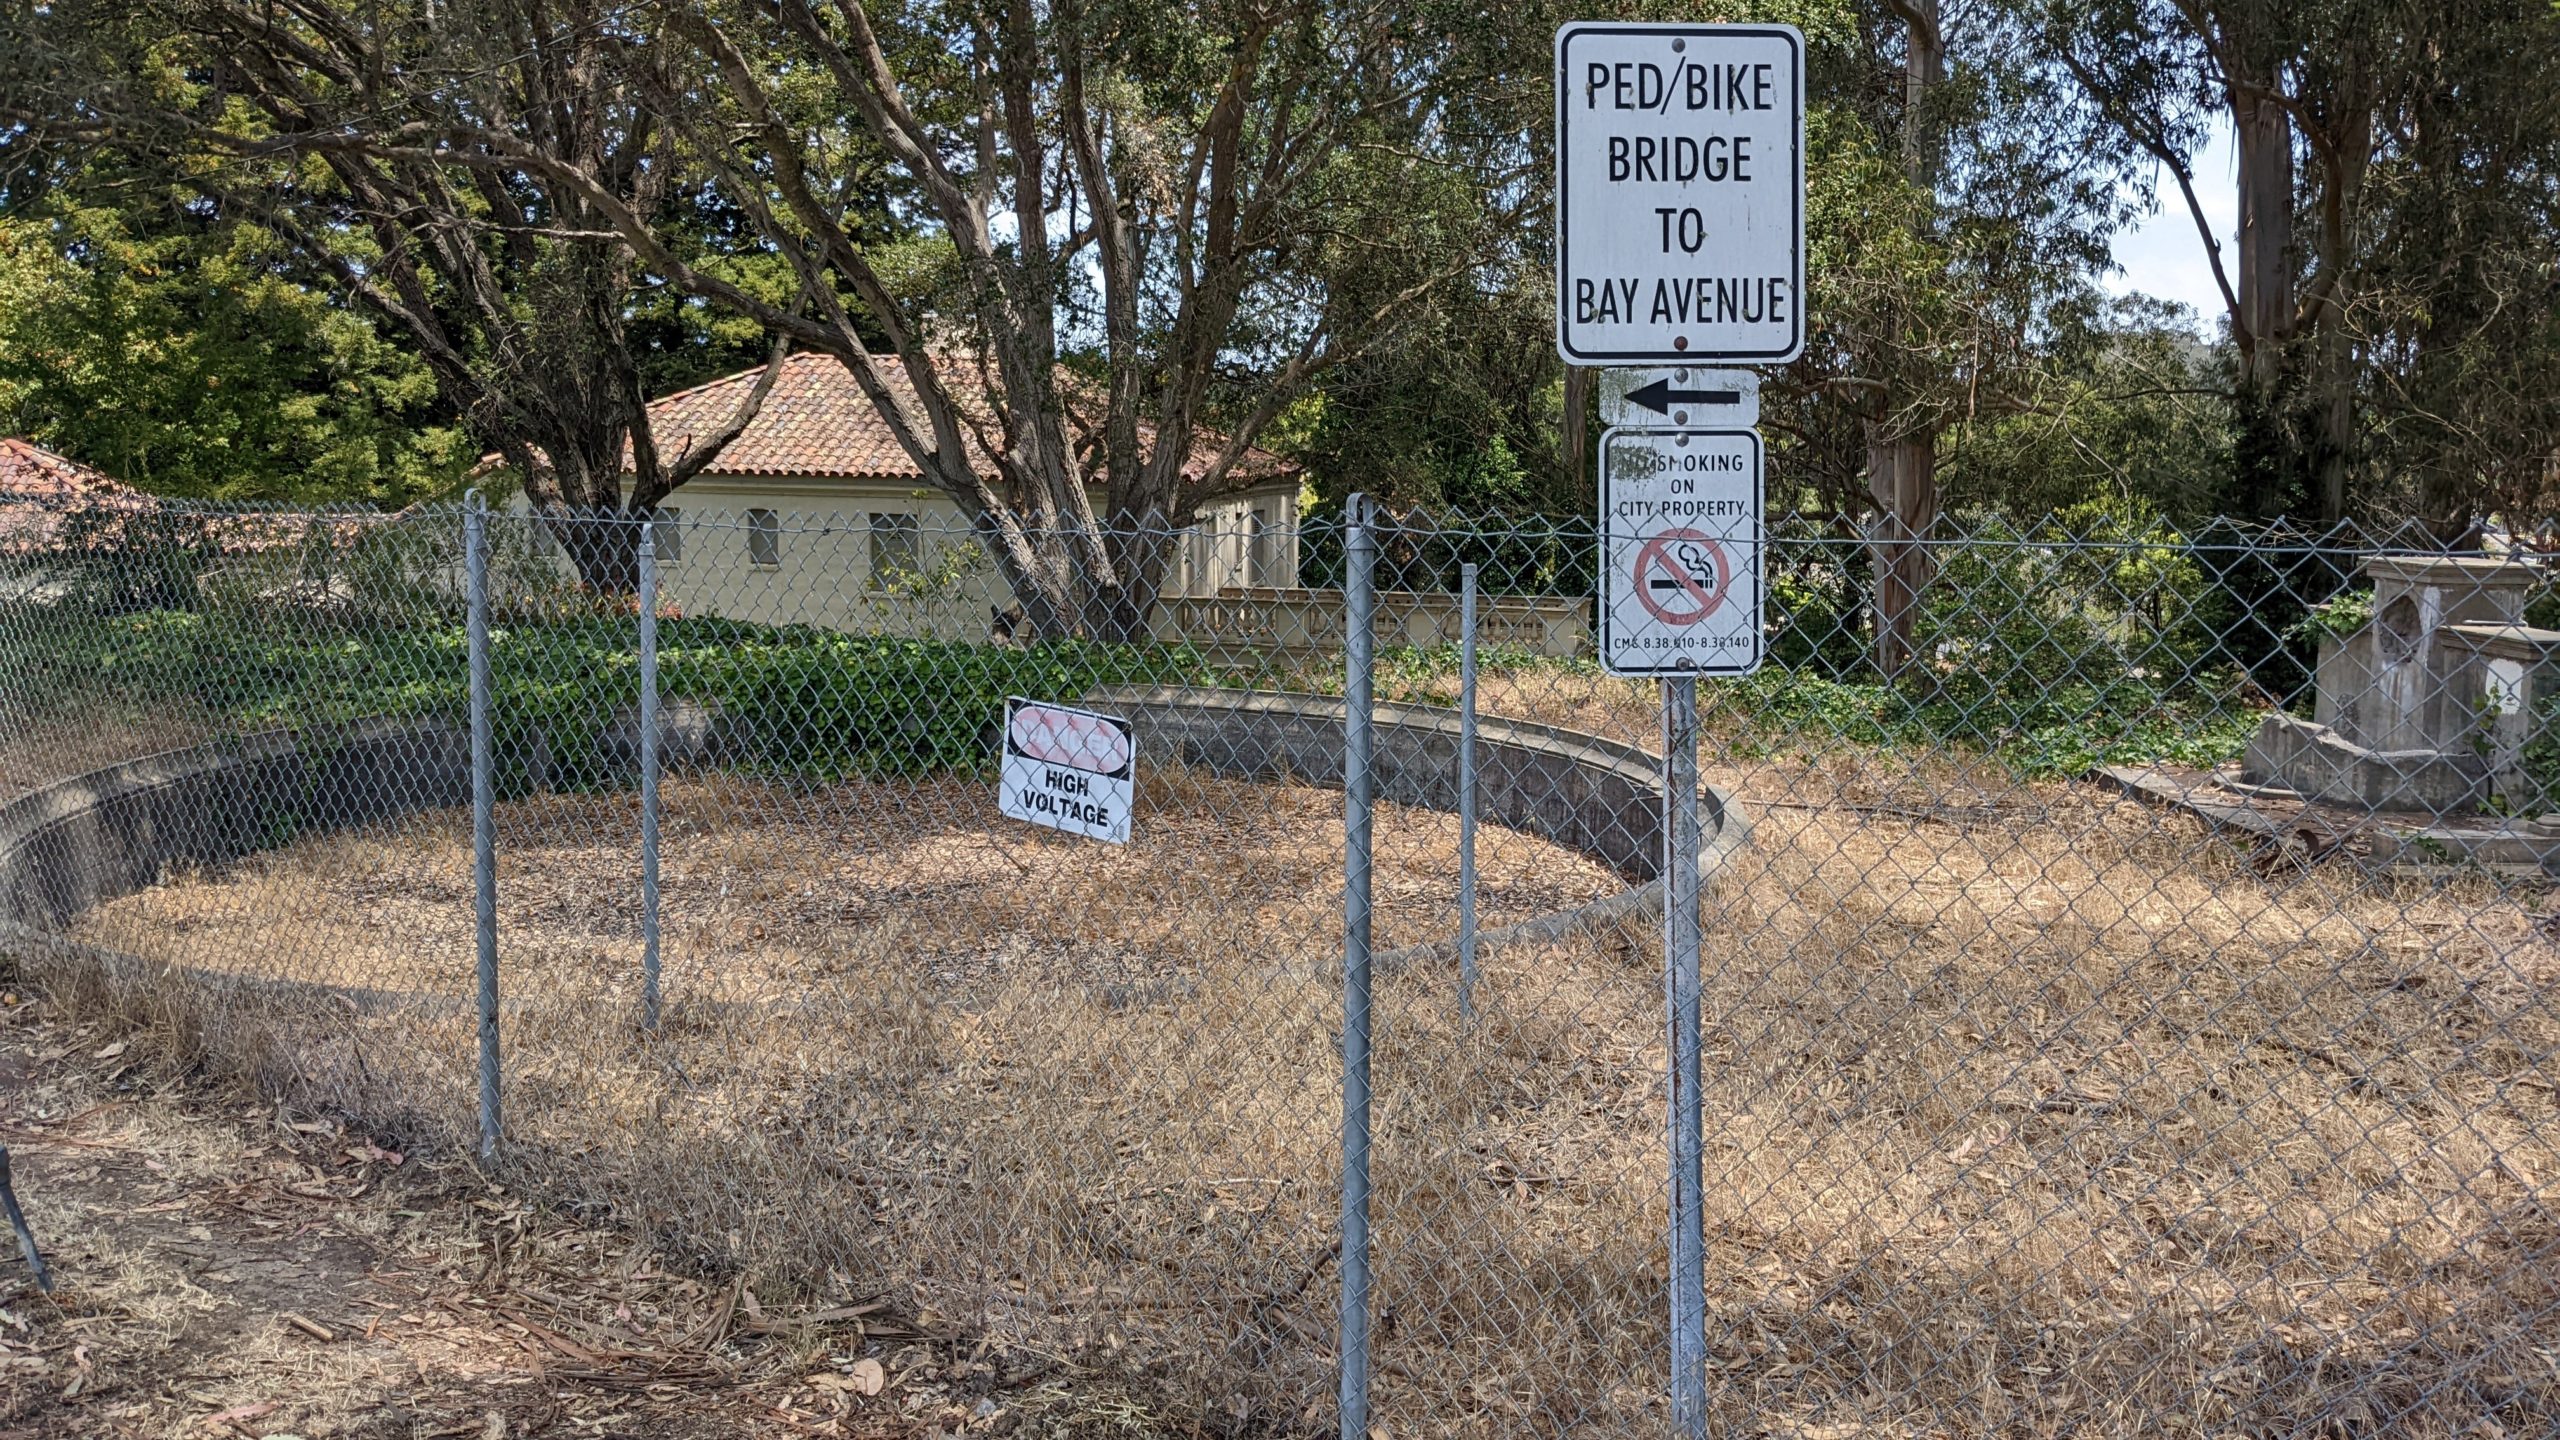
[1625,378,1744,416]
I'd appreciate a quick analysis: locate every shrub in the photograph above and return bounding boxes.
[702,631,1215,777]
[6,606,1218,787]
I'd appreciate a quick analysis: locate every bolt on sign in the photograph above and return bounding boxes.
[1554,22,1805,364]
[999,698,1134,844]
[1597,428,1764,676]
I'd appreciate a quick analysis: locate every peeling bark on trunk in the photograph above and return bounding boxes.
[1863,0,1946,682]
[2232,86,2295,396]
[1563,367,1592,501]
[1866,426,1939,680]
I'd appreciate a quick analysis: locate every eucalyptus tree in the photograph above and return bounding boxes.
[1802,0,2130,674]
[2340,0,2560,533]
[2039,0,2560,528]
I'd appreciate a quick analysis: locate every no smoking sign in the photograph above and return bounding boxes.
[1599,428,1763,676]
[1633,530,1734,625]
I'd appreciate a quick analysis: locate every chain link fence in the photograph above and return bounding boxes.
[1,485,2555,1437]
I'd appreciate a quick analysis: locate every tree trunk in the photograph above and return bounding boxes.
[1563,366,1592,500]
[1863,0,1946,682]
[2224,84,2309,518]
[2232,86,2295,395]
[1866,425,1939,680]
[542,506,641,597]
[2316,322,2354,522]
[1092,524,1176,644]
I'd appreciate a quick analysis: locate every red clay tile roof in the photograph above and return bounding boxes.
[0,437,152,508]
[0,438,384,556]
[637,352,1298,488]
[0,438,157,554]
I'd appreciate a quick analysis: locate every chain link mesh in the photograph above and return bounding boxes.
[2,485,2554,1437]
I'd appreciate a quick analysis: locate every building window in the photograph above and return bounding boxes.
[648,507,682,563]
[869,512,920,588]
[746,508,780,567]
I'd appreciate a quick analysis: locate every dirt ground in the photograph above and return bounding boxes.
[35,705,2560,1436]
[0,989,1179,1440]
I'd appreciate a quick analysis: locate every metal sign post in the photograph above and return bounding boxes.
[1600,426,1756,1439]
[1338,494,1378,1440]
[1458,562,1481,1023]
[1558,20,1801,1435]
[1661,671,1706,1436]
[638,526,663,1031]
[464,491,499,1160]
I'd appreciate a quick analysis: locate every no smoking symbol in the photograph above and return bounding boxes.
[1632,529,1733,625]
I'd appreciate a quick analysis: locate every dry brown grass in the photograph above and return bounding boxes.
[0,988,1169,1440]
[42,700,2560,1438]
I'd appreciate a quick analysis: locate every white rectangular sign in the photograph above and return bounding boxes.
[1597,367,1761,428]
[999,697,1134,844]
[1555,22,1805,365]
[1598,428,1764,676]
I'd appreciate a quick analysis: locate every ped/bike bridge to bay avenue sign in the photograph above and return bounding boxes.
[1514,19,1801,1440]
[1345,23,1804,1440]
[1554,21,1806,364]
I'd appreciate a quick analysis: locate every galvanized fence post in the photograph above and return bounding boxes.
[465,492,500,1159]
[1662,674,1706,1437]
[1457,561,1480,1022]
[638,523,663,1032]
[1339,494,1378,1440]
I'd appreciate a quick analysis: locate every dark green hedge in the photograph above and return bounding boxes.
[8,609,1217,787]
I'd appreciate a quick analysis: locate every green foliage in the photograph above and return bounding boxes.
[720,636,1214,777]
[1762,527,1873,679]
[2289,587,2375,646]
[1361,638,2255,783]
[0,202,468,504]
[1289,269,1567,513]
[1913,501,2211,699]
[1942,299,2235,524]
[2520,687,2560,818]
[1702,666,2258,777]
[1719,506,2255,775]
[870,529,993,601]
[8,605,1215,788]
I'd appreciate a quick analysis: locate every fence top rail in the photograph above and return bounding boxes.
[5,483,2551,556]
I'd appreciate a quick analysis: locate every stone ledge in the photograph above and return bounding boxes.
[2442,622,2560,663]
[3,691,1750,985]
[2241,711,2490,813]
[1086,685,1751,973]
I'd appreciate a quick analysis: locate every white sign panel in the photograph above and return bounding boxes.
[999,697,1134,844]
[1555,22,1805,364]
[1598,428,1764,676]
[1597,367,1761,428]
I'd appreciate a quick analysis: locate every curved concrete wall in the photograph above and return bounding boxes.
[0,720,470,938]
[1087,685,1750,969]
[1088,685,1740,883]
[0,691,1746,969]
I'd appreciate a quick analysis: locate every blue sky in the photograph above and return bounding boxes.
[2099,118,2239,332]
